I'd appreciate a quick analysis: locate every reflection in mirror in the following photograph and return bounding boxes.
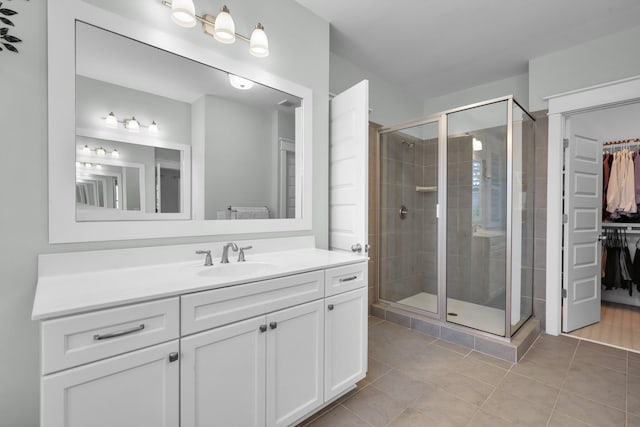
[75,21,302,222]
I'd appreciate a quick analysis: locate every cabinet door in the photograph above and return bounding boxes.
[266,300,324,427]
[41,340,179,427]
[181,316,267,427]
[325,287,368,401]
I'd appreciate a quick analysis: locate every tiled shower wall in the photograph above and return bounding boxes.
[532,111,548,330]
[378,131,438,304]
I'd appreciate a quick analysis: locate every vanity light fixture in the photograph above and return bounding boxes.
[96,147,106,157]
[228,74,254,90]
[170,0,197,28]
[125,117,140,131]
[148,120,159,134]
[473,138,483,151]
[111,149,119,158]
[161,1,269,58]
[84,162,92,169]
[81,145,91,154]
[105,112,118,128]
[95,164,103,170]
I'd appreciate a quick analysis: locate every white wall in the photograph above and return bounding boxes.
[529,24,640,112]
[423,73,529,116]
[0,0,328,424]
[330,52,423,126]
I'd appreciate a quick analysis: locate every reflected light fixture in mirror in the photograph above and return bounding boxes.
[228,74,253,90]
[473,137,483,151]
[162,0,269,57]
[105,112,118,127]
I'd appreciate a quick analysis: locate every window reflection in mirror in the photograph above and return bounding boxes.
[75,21,302,222]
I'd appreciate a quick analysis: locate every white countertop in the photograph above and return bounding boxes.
[32,247,365,321]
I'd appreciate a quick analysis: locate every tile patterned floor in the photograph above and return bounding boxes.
[300,317,640,427]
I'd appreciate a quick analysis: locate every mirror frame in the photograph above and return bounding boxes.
[48,0,313,243]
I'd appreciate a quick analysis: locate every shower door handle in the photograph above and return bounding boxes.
[351,243,362,253]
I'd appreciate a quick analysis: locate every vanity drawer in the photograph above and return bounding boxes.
[41,297,179,375]
[181,270,324,335]
[325,262,367,296]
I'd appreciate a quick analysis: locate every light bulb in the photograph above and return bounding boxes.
[214,6,235,44]
[171,0,196,28]
[125,117,140,131]
[148,121,159,134]
[228,74,254,90]
[96,147,106,156]
[250,23,269,58]
[111,149,119,158]
[105,112,118,127]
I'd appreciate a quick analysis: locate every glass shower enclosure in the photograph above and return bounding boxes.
[378,96,535,337]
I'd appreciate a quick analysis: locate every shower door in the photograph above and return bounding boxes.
[379,120,440,314]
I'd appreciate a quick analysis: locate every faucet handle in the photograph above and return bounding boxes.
[238,246,253,262]
[195,250,213,266]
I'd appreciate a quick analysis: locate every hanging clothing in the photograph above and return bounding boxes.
[635,149,640,204]
[607,153,622,213]
[620,150,637,213]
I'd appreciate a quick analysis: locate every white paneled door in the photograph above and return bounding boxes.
[562,117,602,332]
[329,80,369,254]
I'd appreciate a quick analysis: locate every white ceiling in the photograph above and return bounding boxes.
[295,0,640,101]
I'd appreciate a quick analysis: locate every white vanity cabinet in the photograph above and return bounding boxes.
[35,249,367,427]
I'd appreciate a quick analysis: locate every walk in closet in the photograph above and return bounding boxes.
[564,101,640,351]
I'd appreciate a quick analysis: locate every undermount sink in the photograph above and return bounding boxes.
[197,261,278,277]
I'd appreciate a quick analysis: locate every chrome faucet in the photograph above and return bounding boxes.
[237,246,253,262]
[220,242,238,263]
[195,250,213,266]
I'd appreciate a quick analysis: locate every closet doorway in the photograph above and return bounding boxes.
[561,99,640,351]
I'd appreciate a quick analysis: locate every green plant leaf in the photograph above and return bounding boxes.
[0,17,13,26]
[3,42,17,52]
[0,28,7,35]
[0,8,17,16]
[3,34,20,43]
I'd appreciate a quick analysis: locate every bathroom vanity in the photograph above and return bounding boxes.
[32,238,368,427]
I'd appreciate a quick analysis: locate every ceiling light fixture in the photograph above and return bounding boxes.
[162,1,269,58]
[228,74,254,90]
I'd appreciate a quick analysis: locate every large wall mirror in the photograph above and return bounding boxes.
[48,1,313,242]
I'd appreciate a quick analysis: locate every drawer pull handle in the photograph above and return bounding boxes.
[339,275,358,283]
[259,325,267,333]
[168,352,179,363]
[269,322,278,330]
[93,324,145,341]
[328,304,334,311]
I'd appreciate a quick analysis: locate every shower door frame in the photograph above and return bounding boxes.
[377,95,532,338]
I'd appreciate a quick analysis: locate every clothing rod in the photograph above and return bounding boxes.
[603,138,640,146]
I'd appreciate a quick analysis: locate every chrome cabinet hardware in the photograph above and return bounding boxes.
[328,304,334,311]
[195,250,213,266]
[269,322,278,330]
[339,275,358,283]
[399,205,408,219]
[93,324,145,341]
[259,325,267,333]
[168,352,179,363]
[350,243,362,253]
[238,245,253,262]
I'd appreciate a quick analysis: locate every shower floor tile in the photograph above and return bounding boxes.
[396,292,505,335]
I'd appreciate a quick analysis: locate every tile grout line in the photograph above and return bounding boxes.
[339,403,375,427]
[467,360,516,426]
[544,338,580,427]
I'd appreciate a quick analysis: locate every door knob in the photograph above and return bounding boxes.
[351,243,362,253]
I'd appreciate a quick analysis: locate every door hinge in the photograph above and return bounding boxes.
[562,214,568,224]
[562,289,567,298]
[563,138,569,149]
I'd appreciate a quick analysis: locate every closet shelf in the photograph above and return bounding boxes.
[416,186,437,193]
[602,223,640,234]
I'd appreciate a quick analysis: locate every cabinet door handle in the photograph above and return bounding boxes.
[93,324,145,341]
[168,352,179,363]
[259,325,267,333]
[328,304,334,311]
[269,322,278,330]
[339,275,358,283]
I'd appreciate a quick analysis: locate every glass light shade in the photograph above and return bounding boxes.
[125,117,140,130]
[95,164,103,170]
[250,24,269,58]
[228,74,254,90]
[105,112,118,128]
[111,149,119,158]
[473,138,483,151]
[84,163,92,169]
[81,145,91,154]
[214,7,235,44]
[148,121,159,134]
[96,147,106,156]
[171,0,196,28]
